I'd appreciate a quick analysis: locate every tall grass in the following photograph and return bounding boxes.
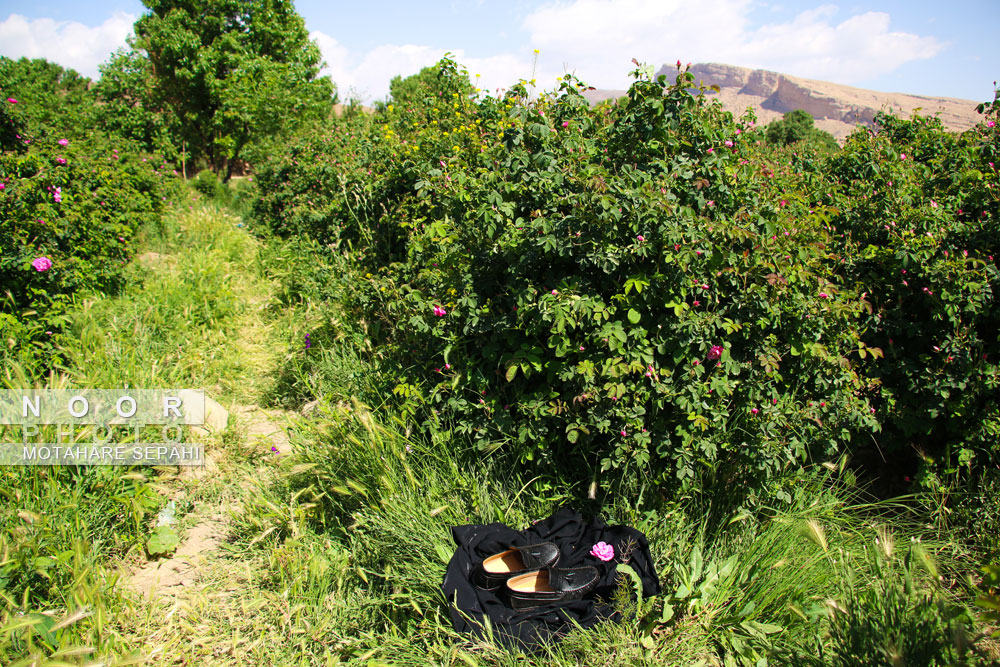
[224,396,995,666]
[0,200,279,666]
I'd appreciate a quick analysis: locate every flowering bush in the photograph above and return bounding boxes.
[253,61,892,495]
[0,96,177,368]
[824,99,1000,490]
[251,58,999,499]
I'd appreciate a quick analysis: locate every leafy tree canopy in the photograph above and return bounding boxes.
[103,0,337,179]
[765,108,840,152]
[379,56,476,114]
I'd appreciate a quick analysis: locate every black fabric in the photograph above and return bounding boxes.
[441,507,660,652]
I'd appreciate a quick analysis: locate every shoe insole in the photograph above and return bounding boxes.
[482,549,525,574]
[507,570,551,593]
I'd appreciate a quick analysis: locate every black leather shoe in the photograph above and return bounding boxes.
[472,542,560,590]
[505,566,600,610]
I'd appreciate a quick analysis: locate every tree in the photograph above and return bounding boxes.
[377,56,475,116]
[766,109,840,152]
[109,0,336,180]
[96,49,180,163]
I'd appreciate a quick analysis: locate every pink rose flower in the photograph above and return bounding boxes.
[433,305,446,317]
[590,541,615,561]
[6,98,16,104]
[58,139,69,146]
[32,256,52,272]
[707,345,723,360]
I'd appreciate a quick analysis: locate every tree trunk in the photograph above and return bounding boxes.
[223,130,250,183]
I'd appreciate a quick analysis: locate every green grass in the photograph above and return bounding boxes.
[0,197,295,666]
[158,396,989,666]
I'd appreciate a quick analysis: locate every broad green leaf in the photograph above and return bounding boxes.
[147,525,180,555]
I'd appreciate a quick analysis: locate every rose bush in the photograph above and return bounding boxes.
[0,96,178,370]
[250,58,999,499]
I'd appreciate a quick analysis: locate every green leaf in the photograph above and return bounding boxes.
[628,308,641,324]
[505,364,518,382]
[434,543,452,564]
[25,612,57,646]
[660,602,675,623]
[147,525,180,555]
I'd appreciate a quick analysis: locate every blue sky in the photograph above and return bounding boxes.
[1,0,997,104]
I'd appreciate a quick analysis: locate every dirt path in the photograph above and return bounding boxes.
[106,205,321,664]
[124,404,294,602]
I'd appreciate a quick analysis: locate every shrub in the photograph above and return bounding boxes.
[0,97,177,371]
[824,107,1000,494]
[249,58,999,503]
[192,168,224,199]
[252,61,883,496]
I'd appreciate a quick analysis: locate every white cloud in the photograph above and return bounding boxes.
[0,12,136,79]
[311,30,535,103]
[3,3,943,101]
[520,0,943,88]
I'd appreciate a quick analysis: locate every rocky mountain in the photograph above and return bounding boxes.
[582,62,984,142]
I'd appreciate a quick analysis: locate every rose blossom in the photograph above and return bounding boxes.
[590,541,615,561]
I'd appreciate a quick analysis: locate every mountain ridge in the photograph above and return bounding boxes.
[582,62,984,142]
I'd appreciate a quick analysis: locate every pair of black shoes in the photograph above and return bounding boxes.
[471,542,599,610]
